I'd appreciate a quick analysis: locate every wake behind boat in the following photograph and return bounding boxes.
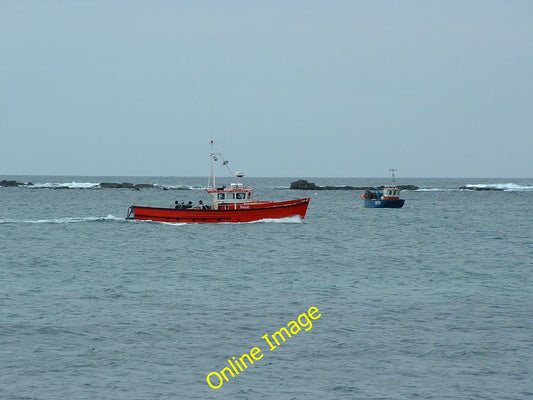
[126,141,310,223]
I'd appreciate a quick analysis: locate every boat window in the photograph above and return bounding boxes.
[217,193,225,200]
[236,193,245,199]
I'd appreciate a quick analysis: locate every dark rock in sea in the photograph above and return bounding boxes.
[0,180,21,187]
[290,180,320,190]
[398,184,419,191]
[290,179,419,191]
[0,180,32,187]
[100,182,123,188]
[99,182,155,189]
[133,183,155,189]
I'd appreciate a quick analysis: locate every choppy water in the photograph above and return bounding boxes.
[1,176,532,399]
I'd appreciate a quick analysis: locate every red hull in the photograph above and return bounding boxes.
[127,198,310,223]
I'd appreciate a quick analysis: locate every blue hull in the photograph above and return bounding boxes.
[364,199,405,208]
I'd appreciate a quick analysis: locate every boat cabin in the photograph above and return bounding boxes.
[382,187,401,200]
[207,183,255,210]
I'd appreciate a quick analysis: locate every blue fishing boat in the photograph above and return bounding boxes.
[362,169,405,208]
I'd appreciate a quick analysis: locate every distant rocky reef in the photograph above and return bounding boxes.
[290,179,419,191]
[0,180,189,190]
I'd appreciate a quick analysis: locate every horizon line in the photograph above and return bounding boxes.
[2,174,532,180]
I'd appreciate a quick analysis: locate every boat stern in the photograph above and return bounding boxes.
[126,205,135,219]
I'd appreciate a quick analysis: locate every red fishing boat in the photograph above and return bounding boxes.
[126,141,310,223]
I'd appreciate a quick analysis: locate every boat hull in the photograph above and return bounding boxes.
[127,198,310,223]
[364,199,405,208]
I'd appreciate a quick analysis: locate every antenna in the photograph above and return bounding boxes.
[220,155,240,182]
[209,139,216,189]
[209,102,214,139]
[389,168,398,185]
[208,140,243,187]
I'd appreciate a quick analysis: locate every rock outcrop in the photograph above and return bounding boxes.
[0,180,32,187]
[0,180,21,187]
[290,179,419,191]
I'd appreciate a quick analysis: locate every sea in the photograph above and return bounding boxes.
[1,176,532,400]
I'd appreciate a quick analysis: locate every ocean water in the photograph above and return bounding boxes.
[1,176,532,400]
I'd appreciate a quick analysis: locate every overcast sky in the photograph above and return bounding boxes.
[1,1,532,178]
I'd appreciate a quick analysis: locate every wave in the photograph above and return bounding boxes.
[155,184,205,191]
[415,183,533,192]
[249,216,304,224]
[0,215,123,225]
[416,188,459,192]
[132,215,304,225]
[29,182,101,189]
[460,183,533,192]
[147,221,188,226]
[19,182,200,190]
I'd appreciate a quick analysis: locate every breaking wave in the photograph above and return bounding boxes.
[155,184,205,191]
[20,182,200,190]
[460,183,533,192]
[416,188,460,192]
[29,182,101,189]
[415,183,533,192]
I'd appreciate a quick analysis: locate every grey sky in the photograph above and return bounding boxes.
[1,1,532,178]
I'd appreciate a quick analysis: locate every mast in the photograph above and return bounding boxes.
[209,139,216,189]
[389,168,398,186]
